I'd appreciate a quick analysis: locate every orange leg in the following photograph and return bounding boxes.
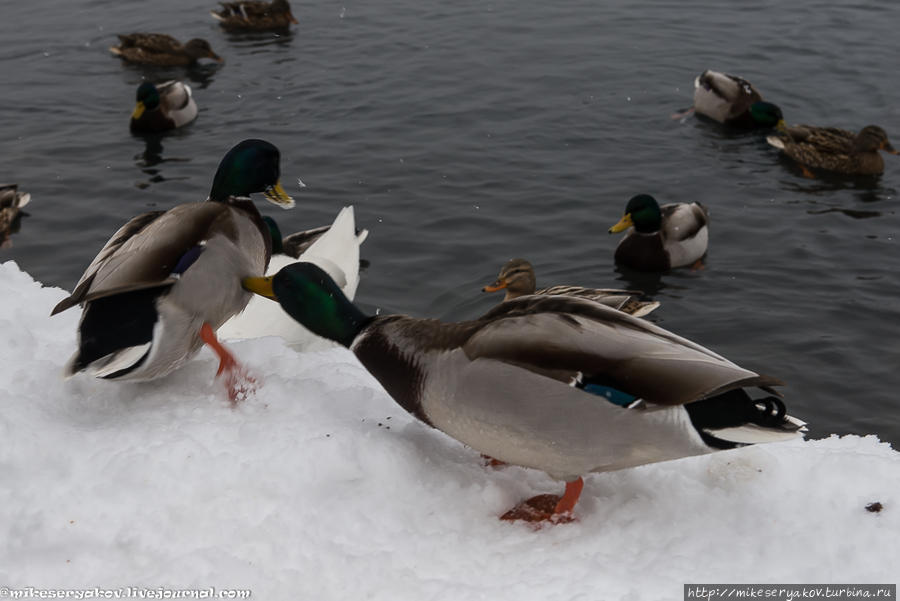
[553,477,584,516]
[199,323,256,403]
[500,477,584,525]
[671,106,695,120]
[800,165,816,179]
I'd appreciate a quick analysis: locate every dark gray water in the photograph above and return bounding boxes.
[2,0,899,444]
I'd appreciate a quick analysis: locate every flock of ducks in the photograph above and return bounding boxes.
[8,25,897,524]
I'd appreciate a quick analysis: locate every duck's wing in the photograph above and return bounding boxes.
[660,202,708,243]
[51,203,229,315]
[288,206,366,299]
[463,295,781,407]
[116,33,181,52]
[782,125,855,151]
[535,285,653,314]
[279,224,331,258]
[157,81,198,127]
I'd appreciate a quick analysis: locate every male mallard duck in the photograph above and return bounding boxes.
[50,139,294,401]
[110,34,223,67]
[130,81,198,133]
[609,194,709,272]
[766,124,898,176]
[0,184,32,248]
[243,262,805,523]
[692,70,783,128]
[482,258,659,317]
[218,206,368,347]
[211,0,298,32]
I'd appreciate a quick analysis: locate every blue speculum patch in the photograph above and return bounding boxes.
[172,245,204,276]
[582,383,637,407]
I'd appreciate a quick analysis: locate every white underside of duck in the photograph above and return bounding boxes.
[665,217,708,267]
[218,206,366,349]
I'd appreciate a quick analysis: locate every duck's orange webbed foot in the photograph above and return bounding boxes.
[199,323,257,404]
[500,477,584,526]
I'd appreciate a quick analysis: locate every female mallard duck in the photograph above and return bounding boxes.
[767,124,898,176]
[243,262,805,523]
[110,34,223,67]
[211,0,298,31]
[482,258,659,317]
[0,184,32,248]
[218,206,368,348]
[130,81,198,133]
[609,194,709,272]
[692,70,784,128]
[50,139,294,402]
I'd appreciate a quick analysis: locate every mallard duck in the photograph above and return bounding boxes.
[767,124,898,176]
[243,262,805,523]
[218,206,368,347]
[692,70,783,128]
[609,194,709,272]
[482,258,659,317]
[0,184,32,248]
[211,0,298,31]
[50,139,294,401]
[130,81,198,133]
[110,34,223,67]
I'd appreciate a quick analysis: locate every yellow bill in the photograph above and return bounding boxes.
[608,213,633,234]
[131,102,146,120]
[263,180,295,209]
[242,276,276,299]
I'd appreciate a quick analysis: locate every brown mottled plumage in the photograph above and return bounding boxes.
[767,124,898,176]
[211,0,298,32]
[482,258,659,317]
[0,184,32,248]
[110,34,223,67]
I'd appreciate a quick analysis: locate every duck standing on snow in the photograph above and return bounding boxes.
[609,194,709,272]
[51,139,294,402]
[218,206,368,348]
[130,81,198,133]
[482,258,659,317]
[691,70,784,129]
[110,34,223,67]
[242,262,805,523]
[0,184,32,248]
[211,0,298,32]
[767,124,898,176]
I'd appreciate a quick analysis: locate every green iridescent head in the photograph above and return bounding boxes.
[242,262,370,348]
[748,101,785,129]
[131,82,160,120]
[208,139,295,207]
[609,194,662,234]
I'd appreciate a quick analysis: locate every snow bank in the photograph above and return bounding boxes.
[0,260,897,598]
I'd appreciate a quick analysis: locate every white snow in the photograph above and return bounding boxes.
[1,260,898,598]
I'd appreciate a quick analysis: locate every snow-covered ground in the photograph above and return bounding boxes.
[1,260,897,598]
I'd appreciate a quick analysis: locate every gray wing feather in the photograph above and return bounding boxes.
[463,296,780,406]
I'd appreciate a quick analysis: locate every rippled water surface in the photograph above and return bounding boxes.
[2,0,899,444]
